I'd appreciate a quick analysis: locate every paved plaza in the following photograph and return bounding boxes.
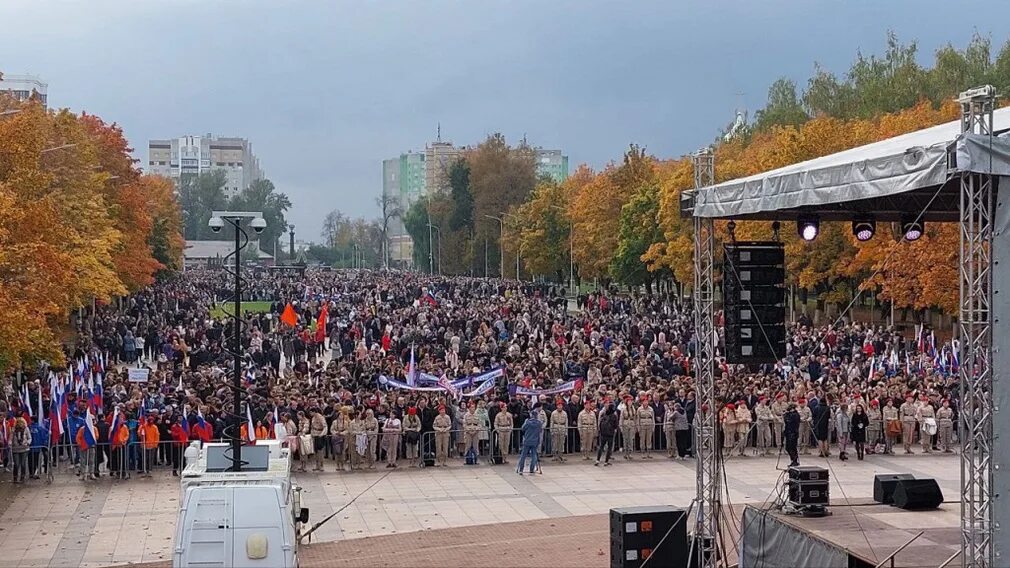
[0,452,961,567]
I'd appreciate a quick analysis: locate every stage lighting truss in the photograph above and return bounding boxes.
[797,216,820,241]
[852,216,876,242]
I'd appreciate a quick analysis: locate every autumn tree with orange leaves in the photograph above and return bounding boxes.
[0,94,182,371]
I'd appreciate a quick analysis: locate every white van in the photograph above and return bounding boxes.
[173,441,309,568]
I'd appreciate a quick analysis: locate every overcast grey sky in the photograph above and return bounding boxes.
[2,0,1007,241]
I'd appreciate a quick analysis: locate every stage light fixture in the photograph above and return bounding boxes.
[797,216,819,241]
[901,215,924,241]
[851,217,876,242]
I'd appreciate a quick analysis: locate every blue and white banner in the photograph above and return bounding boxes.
[509,378,583,398]
[378,366,505,397]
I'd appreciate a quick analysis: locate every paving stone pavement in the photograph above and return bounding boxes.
[0,452,962,567]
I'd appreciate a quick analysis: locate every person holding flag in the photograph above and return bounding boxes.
[75,409,99,482]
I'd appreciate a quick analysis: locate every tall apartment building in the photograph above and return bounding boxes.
[148,134,263,199]
[0,73,48,107]
[535,148,569,183]
[425,140,461,193]
[383,152,427,266]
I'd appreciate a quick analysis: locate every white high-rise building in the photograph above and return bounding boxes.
[148,134,263,198]
[0,73,48,107]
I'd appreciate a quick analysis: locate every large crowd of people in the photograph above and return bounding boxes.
[1,268,961,482]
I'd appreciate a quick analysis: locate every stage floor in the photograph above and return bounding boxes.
[765,498,960,568]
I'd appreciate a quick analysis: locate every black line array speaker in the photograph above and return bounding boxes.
[723,241,786,364]
[892,478,944,510]
[610,506,689,567]
[873,473,916,504]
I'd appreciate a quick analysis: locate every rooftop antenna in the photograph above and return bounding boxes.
[436,122,441,143]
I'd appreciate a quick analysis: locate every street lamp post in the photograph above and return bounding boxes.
[427,223,442,275]
[207,211,266,473]
[484,214,505,279]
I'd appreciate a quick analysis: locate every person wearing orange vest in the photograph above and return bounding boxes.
[169,415,189,476]
[140,416,160,477]
[110,416,130,480]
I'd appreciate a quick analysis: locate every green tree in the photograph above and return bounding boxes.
[610,185,662,288]
[403,199,432,270]
[753,78,809,131]
[228,178,291,250]
[178,170,228,240]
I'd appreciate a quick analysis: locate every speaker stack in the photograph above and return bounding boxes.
[723,242,786,365]
[892,479,944,510]
[787,465,829,515]
[872,474,943,509]
[873,473,916,505]
[610,506,688,568]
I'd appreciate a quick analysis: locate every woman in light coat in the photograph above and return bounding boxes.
[835,403,852,461]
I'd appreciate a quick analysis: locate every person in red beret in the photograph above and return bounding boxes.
[578,401,598,460]
[899,395,917,454]
[720,403,738,452]
[494,402,514,464]
[619,396,639,460]
[433,405,452,466]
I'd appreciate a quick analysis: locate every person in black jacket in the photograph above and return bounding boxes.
[595,404,619,466]
[811,398,831,458]
[419,397,437,460]
[850,404,870,460]
[783,403,800,467]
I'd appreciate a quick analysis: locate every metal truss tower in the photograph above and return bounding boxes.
[691,148,720,568]
[955,85,996,568]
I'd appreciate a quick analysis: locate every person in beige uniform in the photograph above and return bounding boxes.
[882,398,899,455]
[797,399,812,455]
[936,399,954,453]
[899,395,917,454]
[330,406,351,472]
[915,396,936,453]
[349,412,365,470]
[433,405,452,466]
[310,408,328,471]
[637,398,656,458]
[383,413,401,467]
[620,397,639,459]
[721,403,738,452]
[462,403,480,457]
[550,402,568,461]
[402,407,422,467]
[663,402,677,458]
[734,400,752,457]
[770,394,787,450]
[363,408,379,468]
[577,401,597,460]
[755,397,773,456]
[866,400,882,453]
[494,403,514,464]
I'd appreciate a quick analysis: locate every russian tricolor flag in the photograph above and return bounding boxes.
[80,408,98,450]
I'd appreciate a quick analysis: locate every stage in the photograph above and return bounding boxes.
[741,499,960,568]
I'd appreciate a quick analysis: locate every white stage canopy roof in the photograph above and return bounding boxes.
[688,106,1010,221]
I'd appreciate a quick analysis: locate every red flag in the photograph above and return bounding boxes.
[280,303,298,327]
[315,304,328,343]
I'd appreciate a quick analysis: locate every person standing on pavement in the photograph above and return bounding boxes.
[936,399,954,453]
[433,406,452,467]
[797,398,812,455]
[402,407,422,467]
[550,401,567,461]
[383,411,401,468]
[462,402,480,458]
[899,395,917,454]
[850,404,869,460]
[619,396,639,459]
[755,397,773,456]
[637,397,656,459]
[577,401,597,460]
[783,403,800,467]
[517,404,544,475]
[595,404,619,466]
[494,402,513,464]
[310,407,328,472]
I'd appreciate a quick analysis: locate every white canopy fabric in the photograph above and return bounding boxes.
[692,106,1010,218]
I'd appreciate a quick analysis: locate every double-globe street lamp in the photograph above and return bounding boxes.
[208,210,266,472]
